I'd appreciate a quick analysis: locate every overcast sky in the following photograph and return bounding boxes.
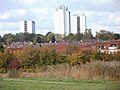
[0,0,120,36]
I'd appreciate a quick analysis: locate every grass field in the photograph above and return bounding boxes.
[0,78,120,90]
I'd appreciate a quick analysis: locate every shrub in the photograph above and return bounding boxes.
[67,52,81,65]
[15,46,39,67]
[67,50,92,65]
[0,49,15,68]
[39,47,51,66]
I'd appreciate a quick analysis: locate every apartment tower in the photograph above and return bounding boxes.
[20,20,35,33]
[54,5,71,37]
[71,14,86,34]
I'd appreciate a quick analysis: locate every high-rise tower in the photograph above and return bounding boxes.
[71,14,86,34]
[20,20,35,33]
[71,14,80,34]
[80,14,86,33]
[54,5,71,37]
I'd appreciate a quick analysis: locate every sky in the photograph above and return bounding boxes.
[0,0,120,36]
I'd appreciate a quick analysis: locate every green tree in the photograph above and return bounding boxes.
[37,34,47,43]
[2,33,15,45]
[113,33,120,40]
[6,38,15,45]
[66,33,75,41]
[33,35,41,44]
[96,30,113,40]
[46,32,52,37]
[55,34,63,41]
[47,33,56,43]
[75,32,83,41]
[83,29,93,39]
[14,33,46,43]
[14,33,25,42]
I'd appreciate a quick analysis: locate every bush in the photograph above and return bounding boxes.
[15,46,39,67]
[0,49,15,68]
[67,52,81,65]
[67,51,92,65]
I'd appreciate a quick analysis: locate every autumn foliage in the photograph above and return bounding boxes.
[0,45,120,74]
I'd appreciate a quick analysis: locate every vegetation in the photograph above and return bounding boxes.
[0,45,120,80]
[46,32,56,43]
[15,47,40,67]
[1,33,46,45]
[0,30,120,81]
[82,29,94,39]
[0,30,120,45]
[96,30,118,40]
[0,46,120,69]
[0,49,15,69]
[0,43,4,52]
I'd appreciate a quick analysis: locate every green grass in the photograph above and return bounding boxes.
[0,78,120,90]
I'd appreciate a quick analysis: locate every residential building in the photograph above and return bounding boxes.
[54,5,71,37]
[20,20,35,33]
[80,14,86,33]
[71,14,80,34]
[71,14,86,34]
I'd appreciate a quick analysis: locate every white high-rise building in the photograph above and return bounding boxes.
[20,20,35,33]
[54,5,71,37]
[71,14,86,34]
[80,14,86,33]
[71,14,80,34]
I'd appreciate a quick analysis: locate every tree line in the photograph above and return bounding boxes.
[0,29,120,45]
[65,29,120,41]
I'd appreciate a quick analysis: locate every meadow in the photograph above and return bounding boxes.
[0,78,120,90]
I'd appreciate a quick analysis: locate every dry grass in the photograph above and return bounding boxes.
[0,61,120,81]
[43,61,120,81]
[21,61,120,81]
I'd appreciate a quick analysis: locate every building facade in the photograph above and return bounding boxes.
[20,20,35,33]
[80,14,86,33]
[71,14,80,34]
[71,14,86,34]
[54,5,71,37]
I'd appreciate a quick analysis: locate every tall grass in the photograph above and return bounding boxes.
[19,61,120,81]
[8,69,20,78]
